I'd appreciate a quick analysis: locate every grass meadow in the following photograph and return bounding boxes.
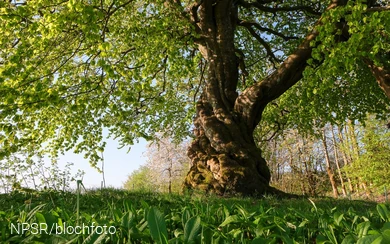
[0,188,389,243]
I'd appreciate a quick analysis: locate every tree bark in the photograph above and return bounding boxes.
[184,95,279,195]
[183,0,288,196]
[364,59,390,99]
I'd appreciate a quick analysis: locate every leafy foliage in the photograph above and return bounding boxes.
[0,0,198,165]
[344,116,390,189]
[123,165,155,192]
[258,1,390,134]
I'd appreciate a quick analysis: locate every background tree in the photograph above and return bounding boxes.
[257,115,390,198]
[0,154,84,193]
[144,135,190,193]
[123,165,154,192]
[258,128,331,196]
[0,0,389,196]
[124,135,189,193]
[343,116,390,191]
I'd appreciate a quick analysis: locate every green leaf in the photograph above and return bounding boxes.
[183,216,201,244]
[121,212,135,229]
[201,227,212,244]
[252,237,269,244]
[381,222,390,232]
[219,215,241,227]
[341,235,357,244]
[316,234,331,244]
[147,207,168,244]
[43,212,60,234]
[27,204,46,222]
[334,212,344,226]
[377,204,390,222]
[82,228,108,244]
[357,222,371,238]
[357,235,382,244]
[182,208,191,229]
[35,212,46,225]
[382,229,390,243]
[323,225,337,244]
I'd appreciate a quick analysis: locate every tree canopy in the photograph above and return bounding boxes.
[0,0,389,195]
[1,0,199,164]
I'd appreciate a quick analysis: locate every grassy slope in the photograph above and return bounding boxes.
[0,189,389,243]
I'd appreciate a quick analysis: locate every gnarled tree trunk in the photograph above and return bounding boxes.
[182,0,332,196]
[184,95,274,195]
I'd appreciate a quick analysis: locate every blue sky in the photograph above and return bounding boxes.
[55,138,148,189]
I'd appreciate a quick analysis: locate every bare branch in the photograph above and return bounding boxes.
[193,59,206,103]
[366,5,390,12]
[237,0,322,16]
[240,24,282,64]
[238,20,298,41]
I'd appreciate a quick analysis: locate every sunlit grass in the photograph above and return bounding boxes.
[0,189,389,243]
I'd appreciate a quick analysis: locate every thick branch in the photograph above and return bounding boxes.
[366,5,390,12]
[234,0,345,132]
[364,59,390,99]
[235,30,317,131]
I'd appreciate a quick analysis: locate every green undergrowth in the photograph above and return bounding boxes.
[0,189,389,243]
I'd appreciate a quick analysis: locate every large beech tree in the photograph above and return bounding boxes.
[0,0,389,195]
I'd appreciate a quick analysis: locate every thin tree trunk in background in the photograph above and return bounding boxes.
[322,129,339,198]
[297,139,308,196]
[348,121,360,193]
[168,167,172,194]
[331,125,347,196]
[339,126,354,193]
[287,149,306,195]
[303,160,316,196]
[347,121,370,196]
[269,141,278,184]
[347,121,360,160]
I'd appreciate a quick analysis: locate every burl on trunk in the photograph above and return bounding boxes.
[184,95,274,195]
